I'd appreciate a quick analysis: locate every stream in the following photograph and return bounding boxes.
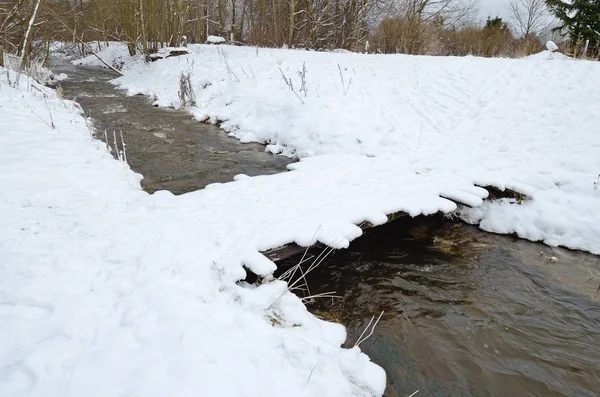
[279,218,600,397]
[54,61,292,194]
[55,61,600,397]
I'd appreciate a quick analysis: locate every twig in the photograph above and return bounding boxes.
[271,221,368,310]
[287,244,336,291]
[279,226,322,289]
[43,95,55,129]
[306,363,321,384]
[301,292,342,302]
[103,130,110,153]
[85,111,94,137]
[21,98,52,129]
[278,254,316,281]
[284,221,367,294]
[269,242,336,310]
[297,62,308,97]
[279,67,305,105]
[120,130,127,163]
[338,64,345,89]
[337,64,352,96]
[354,311,384,347]
[113,131,121,161]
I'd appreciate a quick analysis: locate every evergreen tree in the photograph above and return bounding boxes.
[485,16,509,30]
[545,0,600,50]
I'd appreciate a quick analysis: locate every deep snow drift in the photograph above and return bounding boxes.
[0,68,387,396]
[80,44,600,255]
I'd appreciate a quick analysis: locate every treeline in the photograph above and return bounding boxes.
[103,0,370,52]
[71,0,476,52]
[2,0,373,57]
[1,0,598,66]
[370,17,543,57]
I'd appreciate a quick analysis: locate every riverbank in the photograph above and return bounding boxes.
[0,67,385,396]
[3,44,599,396]
[52,59,292,194]
[77,43,600,255]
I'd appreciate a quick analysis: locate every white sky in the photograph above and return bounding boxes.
[478,0,511,21]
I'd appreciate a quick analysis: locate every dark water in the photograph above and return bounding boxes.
[53,61,292,194]
[279,217,600,397]
[55,62,600,397]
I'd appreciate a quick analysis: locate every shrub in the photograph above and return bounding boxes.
[178,72,196,109]
[370,17,544,58]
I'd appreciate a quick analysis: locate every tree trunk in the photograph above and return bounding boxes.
[21,0,44,66]
[218,0,224,31]
[139,0,149,56]
[272,0,278,44]
[288,0,296,47]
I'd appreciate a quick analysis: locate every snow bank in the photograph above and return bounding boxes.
[96,45,600,255]
[72,42,137,70]
[207,35,226,44]
[526,50,571,60]
[148,47,190,61]
[546,40,559,52]
[0,67,385,396]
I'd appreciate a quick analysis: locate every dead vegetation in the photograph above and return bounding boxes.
[369,16,545,57]
[1,0,595,76]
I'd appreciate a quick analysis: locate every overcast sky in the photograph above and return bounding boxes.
[478,0,511,21]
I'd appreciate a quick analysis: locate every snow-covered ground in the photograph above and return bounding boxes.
[0,68,387,396]
[526,49,572,60]
[2,44,599,397]
[80,43,600,255]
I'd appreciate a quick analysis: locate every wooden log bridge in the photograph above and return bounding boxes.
[263,185,525,262]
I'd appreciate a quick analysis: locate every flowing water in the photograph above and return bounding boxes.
[279,217,600,397]
[55,62,600,397]
[53,61,292,194]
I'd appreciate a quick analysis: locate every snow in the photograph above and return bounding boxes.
[148,47,190,61]
[1,52,65,86]
[207,35,226,44]
[527,50,571,60]
[546,40,559,52]
[0,67,386,396]
[79,44,600,255]
[72,42,138,70]
[3,43,600,396]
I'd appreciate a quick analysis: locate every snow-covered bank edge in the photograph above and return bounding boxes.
[75,43,600,256]
[0,66,386,396]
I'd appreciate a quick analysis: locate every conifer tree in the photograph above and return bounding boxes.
[545,0,600,50]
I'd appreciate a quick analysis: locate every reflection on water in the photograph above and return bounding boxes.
[280,217,600,397]
[53,61,293,194]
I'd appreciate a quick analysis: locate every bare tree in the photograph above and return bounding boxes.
[368,0,479,54]
[508,0,550,38]
[21,0,42,64]
[384,0,479,27]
